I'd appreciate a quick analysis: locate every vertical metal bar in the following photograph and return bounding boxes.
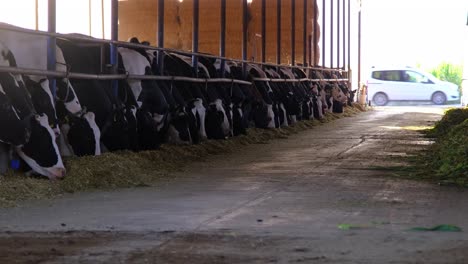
[337,0,340,69]
[220,0,226,77]
[308,34,312,66]
[342,0,346,70]
[302,0,307,66]
[158,0,165,75]
[321,0,325,67]
[358,3,361,89]
[35,0,39,30]
[312,0,317,66]
[110,0,118,97]
[261,0,266,63]
[291,0,295,66]
[89,0,92,36]
[47,0,56,99]
[158,0,164,48]
[330,0,333,69]
[242,0,248,77]
[101,0,105,38]
[277,0,281,65]
[347,0,350,71]
[193,0,199,76]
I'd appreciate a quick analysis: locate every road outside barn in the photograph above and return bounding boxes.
[1,105,468,263]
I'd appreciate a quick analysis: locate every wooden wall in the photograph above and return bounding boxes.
[118,0,320,65]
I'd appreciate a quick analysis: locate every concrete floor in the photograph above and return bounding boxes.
[1,105,467,263]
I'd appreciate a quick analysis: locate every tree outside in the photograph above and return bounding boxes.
[429,62,464,91]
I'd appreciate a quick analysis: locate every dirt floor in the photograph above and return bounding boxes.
[1,105,468,263]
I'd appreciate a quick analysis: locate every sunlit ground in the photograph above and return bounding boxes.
[373,102,462,115]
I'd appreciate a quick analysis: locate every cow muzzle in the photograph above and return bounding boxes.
[48,167,66,180]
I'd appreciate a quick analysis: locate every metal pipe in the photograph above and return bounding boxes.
[321,0,325,67]
[0,24,343,73]
[277,0,281,65]
[261,0,266,63]
[0,65,347,84]
[192,0,199,76]
[89,0,92,36]
[220,0,226,77]
[242,0,248,77]
[291,0,295,66]
[101,0,105,38]
[110,0,118,96]
[47,0,57,99]
[35,0,39,30]
[158,0,164,48]
[0,65,254,84]
[342,0,345,70]
[347,0,350,71]
[312,0,317,66]
[158,0,165,75]
[358,3,361,89]
[308,34,312,67]
[303,0,307,66]
[330,0,333,68]
[337,0,340,69]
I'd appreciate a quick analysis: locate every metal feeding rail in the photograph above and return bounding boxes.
[0,24,348,87]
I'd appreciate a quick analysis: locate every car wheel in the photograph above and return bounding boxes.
[373,93,388,106]
[431,92,446,105]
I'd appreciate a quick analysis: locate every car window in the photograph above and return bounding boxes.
[404,71,428,83]
[372,70,402,81]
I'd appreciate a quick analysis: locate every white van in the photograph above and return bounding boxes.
[367,67,460,106]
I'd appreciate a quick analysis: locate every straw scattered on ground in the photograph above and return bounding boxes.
[0,104,367,207]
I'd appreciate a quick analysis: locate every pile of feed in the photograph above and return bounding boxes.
[418,108,468,186]
[0,105,367,207]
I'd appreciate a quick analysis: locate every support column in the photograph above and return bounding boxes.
[110,0,118,96]
[291,0,295,65]
[242,0,248,77]
[192,0,199,76]
[321,0,325,67]
[337,0,340,69]
[261,0,266,63]
[302,0,307,66]
[220,0,226,76]
[330,0,333,68]
[47,0,56,98]
[157,0,164,74]
[277,0,281,65]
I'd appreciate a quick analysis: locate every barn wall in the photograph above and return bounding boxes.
[118,0,320,66]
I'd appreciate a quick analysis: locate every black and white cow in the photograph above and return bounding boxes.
[57,37,135,152]
[0,23,100,159]
[160,52,207,144]
[0,40,65,179]
[118,45,169,149]
[246,64,276,129]
[212,59,249,136]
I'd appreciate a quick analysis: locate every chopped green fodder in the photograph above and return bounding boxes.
[426,108,468,138]
[407,109,468,187]
[409,225,462,232]
[0,105,366,207]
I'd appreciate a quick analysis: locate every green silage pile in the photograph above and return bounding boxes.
[421,108,468,186]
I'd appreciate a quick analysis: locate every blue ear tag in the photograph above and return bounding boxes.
[10,159,20,170]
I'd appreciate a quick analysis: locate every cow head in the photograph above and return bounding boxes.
[166,107,191,145]
[66,111,101,156]
[24,78,59,134]
[56,78,83,115]
[16,114,65,180]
